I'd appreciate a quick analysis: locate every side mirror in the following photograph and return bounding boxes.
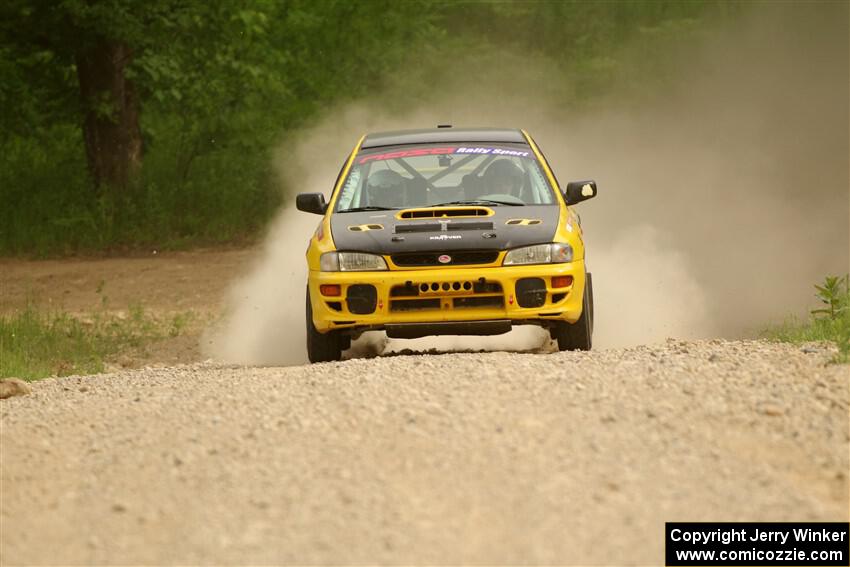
[563,180,597,205]
[296,193,328,215]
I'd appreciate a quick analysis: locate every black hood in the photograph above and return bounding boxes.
[330,205,559,255]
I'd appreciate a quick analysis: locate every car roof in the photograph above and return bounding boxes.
[360,127,526,149]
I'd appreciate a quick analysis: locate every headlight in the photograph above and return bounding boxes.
[503,243,573,265]
[320,251,388,271]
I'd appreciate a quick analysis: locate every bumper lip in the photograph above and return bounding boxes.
[309,260,586,333]
[385,319,512,339]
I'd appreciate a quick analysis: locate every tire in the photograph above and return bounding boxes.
[306,289,343,363]
[554,272,593,351]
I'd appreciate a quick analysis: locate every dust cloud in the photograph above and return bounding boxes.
[207,2,848,364]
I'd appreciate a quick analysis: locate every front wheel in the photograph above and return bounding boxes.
[306,289,343,363]
[554,272,593,351]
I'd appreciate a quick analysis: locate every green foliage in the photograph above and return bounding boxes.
[0,0,733,255]
[764,275,850,363]
[439,0,734,106]
[811,275,849,320]
[0,303,194,380]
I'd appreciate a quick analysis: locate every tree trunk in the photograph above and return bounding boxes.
[75,40,142,194]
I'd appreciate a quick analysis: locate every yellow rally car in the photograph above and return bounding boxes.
[296,126,598,362]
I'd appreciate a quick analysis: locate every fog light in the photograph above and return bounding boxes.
[346,284,377,314]
[516,278,546,308]
[320,284,341,296]
[552,276,573,288]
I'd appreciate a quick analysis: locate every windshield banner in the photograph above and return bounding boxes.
[358,146,531,164]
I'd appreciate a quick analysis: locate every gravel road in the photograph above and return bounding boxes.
[2,339,848,565]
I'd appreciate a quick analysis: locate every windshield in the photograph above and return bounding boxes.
[334,144,558,212]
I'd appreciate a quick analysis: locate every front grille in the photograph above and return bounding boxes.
[388,279,504,312]
[390,283,420,297]
[390,298,441,311]
[391,250,499,267]
[453,296,504,309]
[390,280,501,296]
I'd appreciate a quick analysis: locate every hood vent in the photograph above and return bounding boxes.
[396,223,442,233]
[399,207,491,219]
[449,221,493,231]
[395,221,494,234]
[348,224,384,232]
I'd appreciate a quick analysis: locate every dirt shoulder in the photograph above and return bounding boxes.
[1,248,258,370]
[0,248,257,315]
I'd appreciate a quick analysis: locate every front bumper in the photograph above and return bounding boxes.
[308,260,586,334]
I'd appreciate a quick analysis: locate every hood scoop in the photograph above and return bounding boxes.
[348,223,384,232]
[399,207,491,219]
[395,221,494,234]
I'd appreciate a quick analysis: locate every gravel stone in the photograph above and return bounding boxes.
[1,339,847,565]
[0,378,31,399]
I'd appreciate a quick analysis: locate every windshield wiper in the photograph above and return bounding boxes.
[337,206,397,213]
[430,199,524,207]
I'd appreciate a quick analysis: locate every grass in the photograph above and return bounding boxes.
[763,275,850,364]
[0,303,195,381]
